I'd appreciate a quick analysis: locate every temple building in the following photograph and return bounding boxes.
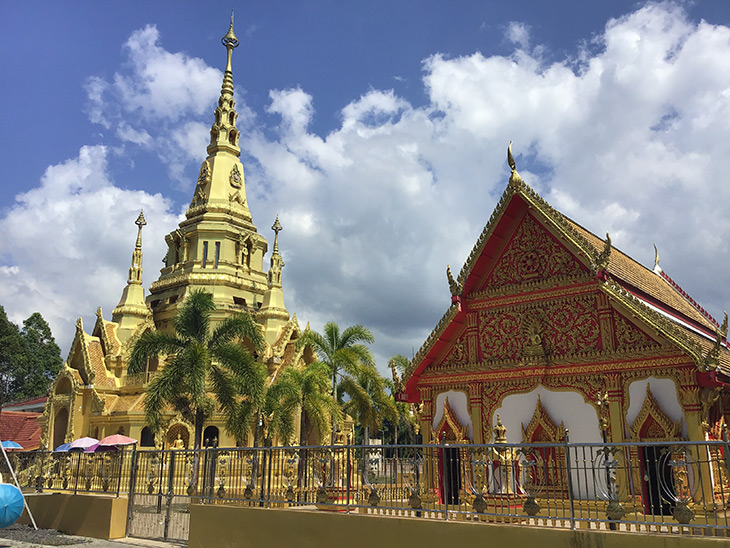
[402,144,730,453]
[39,17,312,450]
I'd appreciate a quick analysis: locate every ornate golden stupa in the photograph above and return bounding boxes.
[39,16,313,450]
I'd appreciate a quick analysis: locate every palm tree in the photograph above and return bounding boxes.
[340,365,397,446]
[271,361,341,446]
[296,322,375,441]
[128,289,267,452]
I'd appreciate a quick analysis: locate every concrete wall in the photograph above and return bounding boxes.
[19,493,128,539]
[189,505,727,548]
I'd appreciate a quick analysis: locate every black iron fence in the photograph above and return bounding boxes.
[4,438,730,539]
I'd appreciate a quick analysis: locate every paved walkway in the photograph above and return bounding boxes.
[0,526,184,548]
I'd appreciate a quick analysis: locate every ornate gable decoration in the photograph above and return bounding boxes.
[521,395,566,443]
[481,213,586,293]
[629,384,683,441]
[432,397,470,442]
[613,314,659,351]
[68,318,95,385]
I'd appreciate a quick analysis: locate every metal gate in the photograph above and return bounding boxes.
[126,449,201,542]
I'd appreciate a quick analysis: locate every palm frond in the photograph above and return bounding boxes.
[210,313,265,353]
[127,331,184,373]
[174,289,215,342]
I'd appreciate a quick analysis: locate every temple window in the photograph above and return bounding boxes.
[228,130,237,145]
[214,242,220,268]
[229,112,235,125]
[140,427,155,447]
[233,296,246,307]
[202,241,209,268]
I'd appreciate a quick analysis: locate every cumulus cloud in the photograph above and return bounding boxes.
[0,146,179,352]
[85,24,222,184]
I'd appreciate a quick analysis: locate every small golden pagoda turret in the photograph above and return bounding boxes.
[112,211,152,343]
[259,216,290,344]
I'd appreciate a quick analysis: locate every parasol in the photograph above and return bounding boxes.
[54,443,71,452]
[0,484,24,528]
[68,437,98,450]
[0,442,22,450]
[98,434,137,447]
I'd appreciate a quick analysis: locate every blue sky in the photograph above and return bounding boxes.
[1,1,730,367]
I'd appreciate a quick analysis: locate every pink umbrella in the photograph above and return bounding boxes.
[68,437,98,450]
[98,434,137,447]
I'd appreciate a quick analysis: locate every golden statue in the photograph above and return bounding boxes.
[172,433,185,450]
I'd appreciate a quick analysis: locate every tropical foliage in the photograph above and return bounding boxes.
[128,290,266,451]
[0,306,62,404]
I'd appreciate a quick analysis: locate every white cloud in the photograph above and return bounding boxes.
[505,21,531,50]
[0,146,179,352]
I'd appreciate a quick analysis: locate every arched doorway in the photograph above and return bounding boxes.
[629,385,682,515]
[53,407,69,449]
[203,426,219,448]
[433,397,469,505]
[140,427,155,447]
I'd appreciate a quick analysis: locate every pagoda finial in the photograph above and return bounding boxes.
[206,15,242,157]
[220,12,239,96]
[507,140,523,187]
[127,210,145,285]
[272,215,282,255]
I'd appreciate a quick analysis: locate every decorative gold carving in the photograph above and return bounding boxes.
[229,164,243,188]
[703,312,728,371]
[446,265,462,297]
[432,397,469,442]
[229,190,246,206]
[601,282,705,369]
[521,396,566,443]
[197,160,211,186]
[614,315,658,351]
[593,232,611,272]
[493,414,507,443]
[484,213,586,291]
[628,384,683,440]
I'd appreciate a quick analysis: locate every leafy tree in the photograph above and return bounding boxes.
[0,307,62,405]
[128,290,267,455]
[14,313,63,401]
[0,306,24,406]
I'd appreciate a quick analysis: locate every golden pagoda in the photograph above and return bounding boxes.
[39,16,313,450]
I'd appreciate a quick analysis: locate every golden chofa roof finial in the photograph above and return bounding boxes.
[507,140,523,188]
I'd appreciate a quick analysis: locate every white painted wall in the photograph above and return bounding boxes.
[432,390,473,440]
[492,386,603,500]
[625,377,687,438]
[492,386,602,444]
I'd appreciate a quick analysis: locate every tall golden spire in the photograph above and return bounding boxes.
[206,13,241,157]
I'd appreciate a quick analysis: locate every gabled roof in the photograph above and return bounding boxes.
[404,156,729,392]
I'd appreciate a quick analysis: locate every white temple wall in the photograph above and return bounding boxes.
[492,386,602,499]
[492,386,602,444]
[625,377,687,438]
[432,390,473,439]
